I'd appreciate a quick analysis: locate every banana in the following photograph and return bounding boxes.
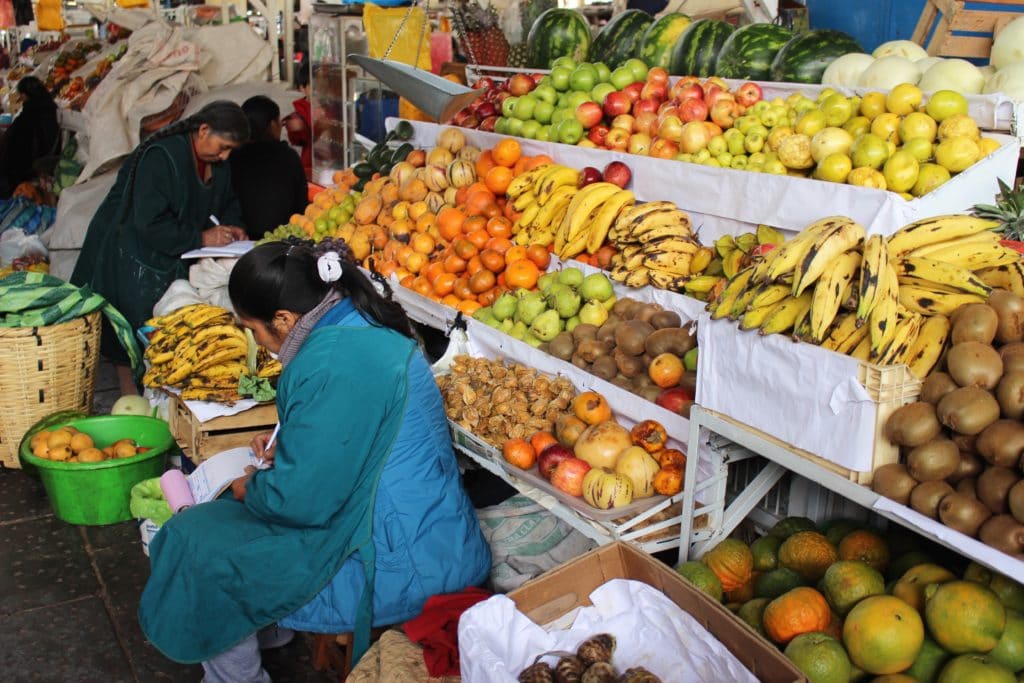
[164,360,194,386]
[531,164,565,196]
[648,271,684,290]
[258,359,283,378]
[869,265,899,358]
[919,241,1021,271]
[631,209,692,238]
[856,234,890,325]
[684,275,722,295]
[514,201,541,232]
[793,218,865,296]
[182,306,232,329]
[792,304,814,341]
[585,189,635,254]
[192,347,247,374]
[636,223,697,245]
[898,284,986,316]
[689,247,715,274]
[759,292,812,336]
[765,216,852,283]
[644,237,699,256]
[876,314,922,365]
[749,283,791,310]
[192,324,246,346]
[195,362,246,380]
[903,314,950,379]
[534,187,575,232]
[809,250,862,342]
[617,201,677,228]
[146,303,205,328]
[730,285,761,319]
[181,336,246,364]
[887,214,999,257]
[512,191,539,212]
[181,387,242,402]
[643,252,692,276]
[850,334,871,361]
[562,182,622,245]
[142,366,165,388]
[559,231,591,260]
[904,229,1001,258]
[840,280,858,310]
[506,165,549,198]
[820,313,860,351]
[976,263,1024,297]
[897,275,970,295]
[741,300,785,330]
[623,268,651,288]
[536,166,580,205]
[894,256,992,297]
[147,350,175,365]
[710,268,754,320]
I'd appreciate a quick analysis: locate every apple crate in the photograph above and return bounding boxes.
[167,394,278,465]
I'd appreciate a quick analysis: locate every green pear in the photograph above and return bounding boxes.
[551,287,582,319]
[473,306,498,328]
[491,293,518,322]
[579,272,614,302]
[556,267,584,288]
[530,309,563,342]
[515,292,547,325]
[600,294,618,311]
[565,315,581,332]
[537,271,558,292]
[522,332,544,348]
[509,320,528,340]
[500,318,515,333]
[578,300,609,327]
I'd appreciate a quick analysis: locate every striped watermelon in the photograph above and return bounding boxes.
[769,30,864,84]
[527,9,592,69]
[637,13,692,70]
[714,23,793,81]
[668,19,735,77]
[588,10,654,69]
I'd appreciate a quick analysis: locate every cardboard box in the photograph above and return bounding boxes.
[507,542,805,683]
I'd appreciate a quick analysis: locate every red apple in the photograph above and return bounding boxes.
[633,111,658,136]
[656,387,695,417]
[461,114,480,129]
[575,101,604,129]
[647,66,669,86]
[678,97,709,123]
[508,73,535,96]
[603,161,632,188]
[632,97,659,117]
[709,98,739,128]
[622,81,644,103]
[641,81,668,102]
[537,444,574,479]
[679,121,712,154]
[657,115,684,142]
[611,114,635,131]
[704,88,734,109]
[475,101,497,119]
[550,457,591,496]
[587,125,610,147]
[530,72,546,85]
[603,91,632,118]
[672,82,704,103]
[657,101,678,117]
[479,116,498,132]
[451,107,473,126]
[493,91,512,107]
[650,138,679,159]
[703,121,723,138]
[473,77,494,91]
[702,77,729,96]
[735,81,763,108]
[605,127,630,151]
[578,166,604,187]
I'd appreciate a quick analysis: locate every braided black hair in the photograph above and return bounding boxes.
[229,238,415,339]
[241,95,280,142]
[118,100,249,222]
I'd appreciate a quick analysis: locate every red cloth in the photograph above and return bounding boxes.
[403,586,492,677]
[285,97,312,179]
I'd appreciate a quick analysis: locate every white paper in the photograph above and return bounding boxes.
[186,446,268,504]
[181,240,255,259]
[697,313,879,472]
[872,496,1024,584]
[164,387,262,422]
[458,579,759,683]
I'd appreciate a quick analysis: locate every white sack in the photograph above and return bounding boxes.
[185,23,273,88]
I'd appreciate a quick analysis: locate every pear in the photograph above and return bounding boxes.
[579,273,614,302]
[557,267,584,288]
[579,301,609,327]
[600,294,618,311]
[551,287,582,319]
[522,332,544,348]
[537,271,558,292]
[684,347,699,371]
[530,309,563,342]
[565,315,582,332]
[515,292,547,325]
[509,321,529,340]
[492,293,518,321]
[500,318,515,333]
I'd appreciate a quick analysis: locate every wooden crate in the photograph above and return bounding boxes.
[167,394,277,465]
[913,0,1024,58]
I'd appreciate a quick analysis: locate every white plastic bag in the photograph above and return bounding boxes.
[0,229,48,266]
[153,279,203,317]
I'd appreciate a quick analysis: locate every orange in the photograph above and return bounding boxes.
[702,539,754,593]
[475,149,496,178]
[453,239,478,261]
[820,560,885,616]
[837,530,890,574]
[480,249,505,273]
[843,595,925,674]
[526,244,551,270]
[469,269,496,293]
[493,138,522,167]
[433,272,457,296]
[411,233,436,255]
[486,236,513,255]
[457,299,482,316]
[486,216,513,239]
[762,587,831,645]
[463,215,487,236]
[464,191,497,217]
[466,228,491,250]
[443,253,467,274]
[424,261,445,284]
[505,258,540,289]
[441,293,461,308]
[783,633,852,683]
[502,438,536,469]
[530,431,559,455]
[779,531,839,582]
[925,580,1006,655]
[465,255,484,277]
[504,245,529,265]
[528,154,554,170]
[436,207,466,242]
[453,276,475,301]
[484,166,514,195]
[411,276,433,297]
[725,571,759,604]
[891,563,956,612]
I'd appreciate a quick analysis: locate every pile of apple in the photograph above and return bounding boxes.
[503,390,687,510]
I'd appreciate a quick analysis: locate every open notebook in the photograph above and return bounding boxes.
[188,446,270,504]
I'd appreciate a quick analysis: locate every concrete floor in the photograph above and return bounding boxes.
[1,362,336,683]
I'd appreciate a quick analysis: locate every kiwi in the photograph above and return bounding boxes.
[956,477,978,498]
[645,327,696,357]
[634,303,664,324]
[639,385,663,403]
[610,374,633,391]
[577,338,612,363]
[871,463,919,505]
[948,451,985,484]
[885,402,942,447]
[979,514,1024,557]
[920,372,959,405]
[590,355,619,381]
[976,419,1024,468]
[570,353,589,370]
[945,341,1003,390]
[614,348,646,378]
[611,298,641,320]
[615,320,654,356]
[996,371,1024,420]
[936,387,1001,435]
[906,439,960,481]
[910,480,955,519]
[649,310,682,329]
[596,321,619,344]
[938,492,992,537]
[951,433,978,454]
[977,466,1021,514]
[571,323,599,343]
[631,372,655,389]
[988,289,1024,344]
[548,332,576,361]
[1008,480,1024,524]
[950,303,999,345]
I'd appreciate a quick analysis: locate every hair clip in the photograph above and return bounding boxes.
[317,251,343,283]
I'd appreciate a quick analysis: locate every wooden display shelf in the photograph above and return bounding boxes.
[913,0,1023,58]
[167,394,277,465]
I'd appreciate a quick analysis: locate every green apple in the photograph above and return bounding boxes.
[730,155,749,170]
[550,66,572,91]
[501,96,518,118]
[707,135,728,157]
[567,91,592,110]
[727,134,747,156]
[520,120,542,139]
[555,118,584,144]
[744,133,766,154]
[569,64,597,92]
[551,107,570,126]
[609,66,635,90]
[550,56,578,71]
[591,82,616,105]
[535,125,552,142]
[513,94,537,121]
[505,117,524,136]
[683,347,699,371]
[494,117,510,135]
[533,100,554,124]
[623,58,648,82]
[533,83,557,104]
[594,62,611,83]
[716,152,733,167]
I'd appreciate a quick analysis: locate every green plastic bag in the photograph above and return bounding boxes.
[129,478,173,526]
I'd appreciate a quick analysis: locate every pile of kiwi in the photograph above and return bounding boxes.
[873,290,1024,558]
[538,297,697,408]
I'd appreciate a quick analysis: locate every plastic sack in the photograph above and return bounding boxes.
[363,5,431,69]
[476,495,596,592]
[0,228,47,266]
[152,279,204,317]
[129,477,173,526]
[35,0,64,31]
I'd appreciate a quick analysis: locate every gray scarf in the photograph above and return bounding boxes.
[277,290,342,368]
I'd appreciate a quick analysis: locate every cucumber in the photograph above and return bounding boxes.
[390,143,414,164]
[352,162,375,179]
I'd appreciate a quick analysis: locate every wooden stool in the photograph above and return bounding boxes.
[310,627,391,681]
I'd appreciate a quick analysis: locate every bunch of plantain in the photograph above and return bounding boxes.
[707,213,1014,377]
[606,201,702,290]
[143,304,278,402]
[508,163,580,248]
[682,225,786,302]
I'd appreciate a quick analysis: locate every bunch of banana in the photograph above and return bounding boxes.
[680,225,786,301]
[508,164,579,247]
[606,200,702,289]
[553,182,635,261]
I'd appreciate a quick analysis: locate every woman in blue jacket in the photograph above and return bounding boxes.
[138,238,490,682]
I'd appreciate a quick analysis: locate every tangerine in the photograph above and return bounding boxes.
[504,245,529,265]
[475,149,496,178]
[453,239,478,260]
[443,253,467,274]
[843,595,925,674]
[411,276,433,297]
[463,215,487,235]
[702,539,754,592]
[479,249,505,273]
[399,273,415,288]
[441,293,461,308]
[779,531,839,582]
[466,228,491,250]
[405,251,428,274]
[457,299,481,316]
[477,288,498,306]
[486,216,513,239]
[433,272,457,296]
[437,207,466,241]
[526,244,551,269]
[763,587,832,645]
[485,166,514,195]
[464,192,497,217]
[424,261,445,284]
[925,580,1006,655]
[493,138,522,167]
[486,236,513,254]
[453,276,475,300]
[469,269,496,293]
[465,255,484,277]
[505,258,540,289]
[821,560,886,616]
[411,233,435,255]
[503,438,536,469]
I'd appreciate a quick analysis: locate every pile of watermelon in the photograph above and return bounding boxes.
[527,9,864,85]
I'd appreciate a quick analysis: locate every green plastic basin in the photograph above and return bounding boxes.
[20,416,175,525]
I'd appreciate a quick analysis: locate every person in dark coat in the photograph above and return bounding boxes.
[71,100,249,395]
[0,77,60,198]
[230,96,308,240]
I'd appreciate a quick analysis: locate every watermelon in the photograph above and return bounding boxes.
[637,13,692,70]
[668,19,735,77]
[714,23,794,81]
[588,10,654,69]
[769,29,864,84]
[526,9,592,69]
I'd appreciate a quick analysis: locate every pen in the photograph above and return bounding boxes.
[209,215,221,226]
[255,424,280,468]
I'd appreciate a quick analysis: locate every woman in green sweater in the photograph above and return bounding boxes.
[72,101,249,394]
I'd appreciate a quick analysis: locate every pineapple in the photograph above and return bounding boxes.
[972,179,1024,241]
[451,0,510,67]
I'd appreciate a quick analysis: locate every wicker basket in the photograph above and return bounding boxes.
[0,312,101,468]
